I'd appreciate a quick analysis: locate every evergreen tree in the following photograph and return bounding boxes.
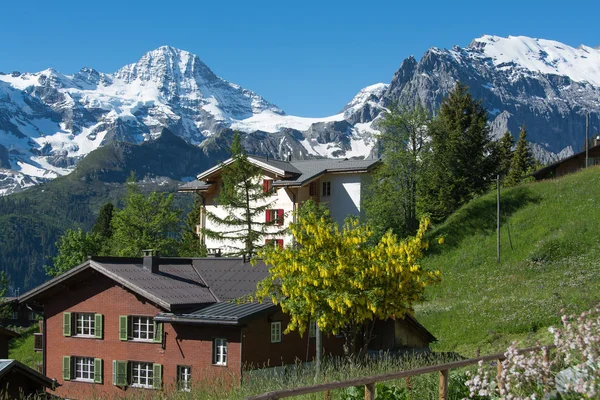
[91,202,114,239]
[203,132,285,257]
[505,125,534,187]
[421,82,497,222]
[179,194,208,257]
[497,130,515,179]
[365,105,430,239]
[111,180,181,257]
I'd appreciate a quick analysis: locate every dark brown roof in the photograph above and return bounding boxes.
[19,256,269,312]
[0,359,56,389]
[155,302,276,325]
[531,143,600,179]
[0,327,19,339]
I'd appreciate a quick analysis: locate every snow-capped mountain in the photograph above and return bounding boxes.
[1,36,599,194]
[384,35,600,162]
[0,45,382,194]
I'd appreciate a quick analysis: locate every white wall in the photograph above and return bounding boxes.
[319,174,363,226]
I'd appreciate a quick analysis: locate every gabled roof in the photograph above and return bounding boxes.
[19,256,269,312]
[183,156,380,192]
[0,327,19,339]
[531,142,600,179]
[155,302,276,325]
[0,359,56,389]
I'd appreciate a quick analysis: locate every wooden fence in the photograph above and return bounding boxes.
[245,344,554,400]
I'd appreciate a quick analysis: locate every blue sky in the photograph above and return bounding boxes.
[1,0,598,117]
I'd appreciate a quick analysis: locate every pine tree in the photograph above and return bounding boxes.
[92,202,114,239]
[497,131,515,179]
[179,194,208,257]
[505,125,534,187]
[421,82,497,222]
[203,132,285,257]
[365,104,430,239]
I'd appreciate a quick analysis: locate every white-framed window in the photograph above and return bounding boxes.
[309,320,317,338]
[28,311,37,321]
[73,357,95,382]
[131,316,154,341]
[177,365,191,392]
[11,311,19,320]
[322,181,331,196]
[130,361,153,388]
[270,321,282,343]
[75,313,95,337]
[213,338,227,366]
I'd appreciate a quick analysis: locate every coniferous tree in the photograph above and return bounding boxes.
[365,105,430,239]
[421,82,497,222]
[505,125,534,187]
[497,131,515,179]
[92,202,114,239]
[203,132,285,257]
[179,194,208,257]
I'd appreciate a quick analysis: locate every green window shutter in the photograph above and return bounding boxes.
[63,312,71,337]
[62,356,71,381]
[94,314,103,339]
[119,316,128,341]
[152,363,162,390]
[153,321,163,343]
[93,358,103,384]
[113,360,128,386]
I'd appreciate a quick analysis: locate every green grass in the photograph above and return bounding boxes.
[416,166,600,356]
[8,325,42,369]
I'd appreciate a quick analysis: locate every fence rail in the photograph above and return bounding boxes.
[245,344,554,400]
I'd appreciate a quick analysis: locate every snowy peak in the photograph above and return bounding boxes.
[467,35,600,86]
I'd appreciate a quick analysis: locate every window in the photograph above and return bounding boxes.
[131,316,154,341]
[28,311,37,321]
[11,311,19,320]
[177,365,192,392]
[265,239,284,249]
[63,312,103,339]
[263,179,273,193]
[75,313,95,337]
[270,322,282,343]
[130,361,154,389]
[309,181,318,196]
[309,321,317,338]
[265,209,284,225]
[73,357,95,382]
[63,356,102,383]
[322,181,331,196]
[213,338,227,366]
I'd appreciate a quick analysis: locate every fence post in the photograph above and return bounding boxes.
[365,382,375,400]
[324,390,331,400]
[439,369,449,400]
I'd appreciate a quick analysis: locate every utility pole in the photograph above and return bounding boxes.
[586,112,590,167]
[497,175,501,264]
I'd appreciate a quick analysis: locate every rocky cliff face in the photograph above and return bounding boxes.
[1,36,599,194]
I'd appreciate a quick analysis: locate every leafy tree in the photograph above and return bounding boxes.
[111,181,181,257]
[253,206,441,360]
[46,228,101,277]
[179,194,208,257]
[497,130,515,179]
[366,105,430,239]
[505,125,535,187]
[203,132,285,257]
[421,82,497,222]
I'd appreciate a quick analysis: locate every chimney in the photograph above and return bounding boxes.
[142,249,160,273]
[595,135,600,147]
[287,152,292,162]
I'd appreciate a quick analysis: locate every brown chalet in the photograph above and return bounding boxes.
[532,137,600,180]
[19,254,435,398]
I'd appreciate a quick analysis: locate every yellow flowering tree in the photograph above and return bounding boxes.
[254,205,441,359]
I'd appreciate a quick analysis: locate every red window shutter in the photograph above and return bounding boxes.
[265,239,272,246]
[277,209,284,225]
[277,239,284,248]
[263,180,269,193]
[266,210,271,223]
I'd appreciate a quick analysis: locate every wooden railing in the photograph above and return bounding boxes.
[33,332,43,352]
[245,344,554,400]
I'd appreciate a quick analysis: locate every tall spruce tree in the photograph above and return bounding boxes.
[505,125,534,187]
[497,131,515,179]
[421,82,497,222]
[365,105,430,239]
[203,132,285,257]
[179,194,208,257]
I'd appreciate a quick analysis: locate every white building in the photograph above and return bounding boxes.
[179,157,380,253]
